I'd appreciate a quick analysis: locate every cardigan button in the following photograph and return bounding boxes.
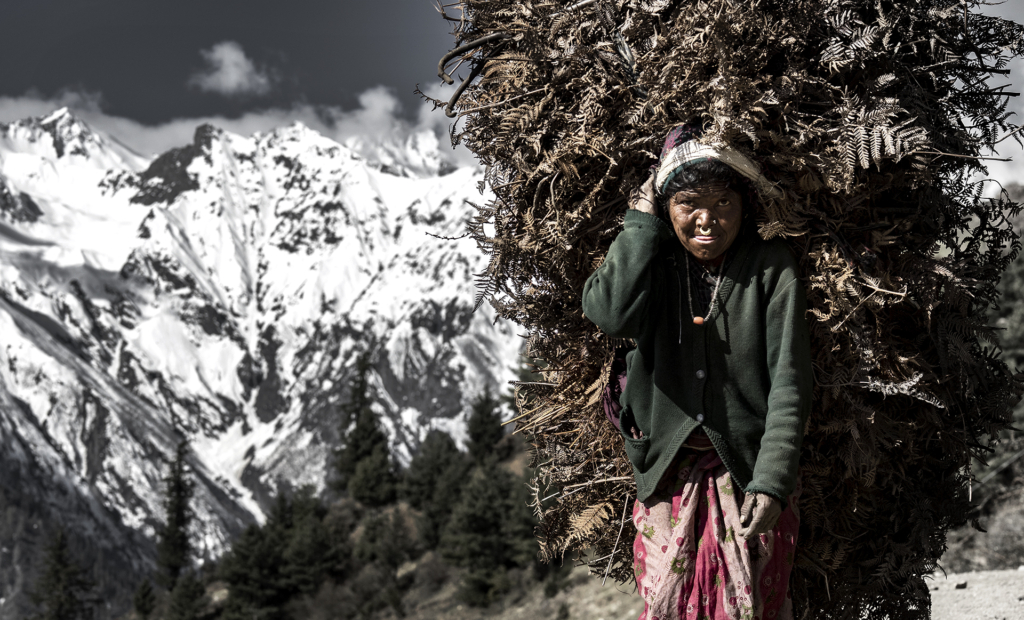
[696,414,705,423]
[695,370,706,379]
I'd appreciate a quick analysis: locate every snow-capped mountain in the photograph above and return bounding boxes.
[343,128,460,178]
[0,108,519,615]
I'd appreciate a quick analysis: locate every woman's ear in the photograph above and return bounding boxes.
[658,194,674,225]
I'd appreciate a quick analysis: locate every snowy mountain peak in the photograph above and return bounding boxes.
[38,106,93,155]
[0,107,148,172]
[344,128,459,179]
[0,109,517,617]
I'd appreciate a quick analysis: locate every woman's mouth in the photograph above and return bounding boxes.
[694,235,718,243]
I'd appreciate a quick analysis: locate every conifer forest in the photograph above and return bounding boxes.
[28,359,572,620]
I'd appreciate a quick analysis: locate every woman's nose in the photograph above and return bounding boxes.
[695,210,715,227]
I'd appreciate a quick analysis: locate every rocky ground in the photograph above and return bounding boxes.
[396,565,643,620]
[929,568,1024,620]
[394,565,1024,620]
[499,570,643,620]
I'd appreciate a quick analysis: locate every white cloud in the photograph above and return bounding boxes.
[0,90,105,122]
[0,85,477,169]
[414,82,479,168]
[188,41,272,97]
[330,86,405,140]
[977,57,1024,194]
[1,77,1021,184]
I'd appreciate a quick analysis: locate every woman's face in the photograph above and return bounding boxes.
[667,184,743,261]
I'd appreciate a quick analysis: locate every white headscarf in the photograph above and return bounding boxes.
[656,140,782,200]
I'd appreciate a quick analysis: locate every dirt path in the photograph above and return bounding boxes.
[487,567,1024,620]
[929,568,1024,620]
[398,565,1024,620]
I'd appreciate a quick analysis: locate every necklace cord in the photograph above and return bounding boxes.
[686,254,725,325]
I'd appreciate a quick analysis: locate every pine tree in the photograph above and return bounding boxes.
[440,465,514,571]
[220,496,291,618]
[166,571,207,620]
[998,253,1024,430]
[333,353,401,505]
[415,436,471,549]
[466,386,506,465]
[981,183,1024,488]
[157,440,194,591]
[402,429,464,510]
[347,443,399,507]
[133,579,156,620]
[353,509,413,573]
[334,353,390,486]
[221,490,351,619]
[996,184,1024,375]
[29,529,97,620]
[280,487,346,596]
[438,458,538,606]
[350,509,414,617]
[504,468,541,571]
[340,352,373,430]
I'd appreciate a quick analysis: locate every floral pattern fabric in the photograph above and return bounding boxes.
[633,450,800,620]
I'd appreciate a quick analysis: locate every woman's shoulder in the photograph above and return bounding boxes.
[742,233,797,265]
[740,235,801,284]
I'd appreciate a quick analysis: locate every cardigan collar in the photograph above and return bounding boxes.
[671,228,756,325]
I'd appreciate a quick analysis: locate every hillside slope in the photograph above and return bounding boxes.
[0,109,519,616]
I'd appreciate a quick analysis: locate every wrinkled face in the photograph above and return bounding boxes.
[667,184,743,261]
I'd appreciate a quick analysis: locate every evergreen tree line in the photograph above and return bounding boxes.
[940,184,1024,573]
[982,182,1024,486]
[209,354,550,619]
[28,440,199,620]
[30,353,561,619]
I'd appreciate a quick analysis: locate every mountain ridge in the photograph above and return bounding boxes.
[0,108,517,617]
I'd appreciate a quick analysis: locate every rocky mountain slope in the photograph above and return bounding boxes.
[0,109,519,616]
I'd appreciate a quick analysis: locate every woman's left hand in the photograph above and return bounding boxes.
[737,492,782,539]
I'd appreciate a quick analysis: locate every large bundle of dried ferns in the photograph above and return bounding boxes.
[425,1,1024,617]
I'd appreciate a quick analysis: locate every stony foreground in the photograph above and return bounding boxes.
[930,569,1024,620]
[400,566,1024,620]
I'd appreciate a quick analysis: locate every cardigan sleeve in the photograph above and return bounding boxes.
[582,210,675,338]
[745,260,814,503]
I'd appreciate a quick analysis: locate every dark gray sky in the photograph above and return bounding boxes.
[0,0,451,123]
[0,0,1020,180]
[0,0,467,160]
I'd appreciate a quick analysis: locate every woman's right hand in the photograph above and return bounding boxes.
[738,492,782,539]
[629,175,657,216]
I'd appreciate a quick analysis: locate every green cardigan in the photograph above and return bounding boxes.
[582,210,813,504]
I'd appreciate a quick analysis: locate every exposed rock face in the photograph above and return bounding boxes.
[0,108,518,616]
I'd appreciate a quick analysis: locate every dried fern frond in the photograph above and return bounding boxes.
[430,1,1024,618]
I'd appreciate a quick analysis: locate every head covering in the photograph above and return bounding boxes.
[655,125,782,200]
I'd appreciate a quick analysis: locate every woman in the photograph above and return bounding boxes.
[582,126,813,620]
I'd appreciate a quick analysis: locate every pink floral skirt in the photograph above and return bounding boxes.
[632,449,800,620]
